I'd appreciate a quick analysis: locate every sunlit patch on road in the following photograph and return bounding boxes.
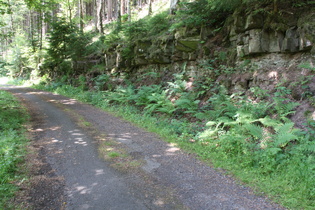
[69,130,88,146]
[95,169,105,176]
[74,183,97,195]
[165,143,180,156]
[60,99,77,105]
[51,138,62,143]
[49,126,61,131]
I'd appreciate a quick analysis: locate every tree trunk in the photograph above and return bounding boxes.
[121,0,126,15]
[116,0,121,28]
[38,10,43,50]
[148,0,152,15]
[67,0,72,22]
[127,0,131,21]
[79,0,84,31]
[108,0,113,21]
[7,0,14,32]
[29,10,35,51]
[97,0,104,33]
[170,0,179,14]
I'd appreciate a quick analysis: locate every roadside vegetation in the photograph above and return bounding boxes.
[0,90,29,209]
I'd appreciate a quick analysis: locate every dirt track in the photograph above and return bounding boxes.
[3,85,284,210]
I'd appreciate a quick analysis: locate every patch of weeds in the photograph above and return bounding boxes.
[249,87,270,99]
[107,151,122,158]
[299,63,315,72]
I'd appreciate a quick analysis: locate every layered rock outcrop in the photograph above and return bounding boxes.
[229,11,315,57]
[102,8,314,73]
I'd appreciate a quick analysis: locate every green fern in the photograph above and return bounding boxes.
[135,85,162,106]
[274,133,298,148]
[257,116,280,127]
[275,122,294,134]
[273,123,298,148]
[272,97,300,117]
[175,97,200,113]
[144,91,175,114]
[244,124,263,140]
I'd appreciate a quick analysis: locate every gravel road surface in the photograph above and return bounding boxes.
[2,85,285,210]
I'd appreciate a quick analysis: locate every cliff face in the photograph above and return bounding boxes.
[94,5,315,97]
[102,6,314,76]
[229,10,314,56]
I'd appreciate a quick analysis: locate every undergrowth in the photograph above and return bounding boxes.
[32,73,315,209]
[0,90,29,209]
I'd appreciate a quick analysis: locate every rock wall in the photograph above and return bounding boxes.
[102,9,314,77]
[228,10,315,57]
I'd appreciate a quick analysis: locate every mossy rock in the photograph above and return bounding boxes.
[135,40,152,53]
[176,40,199,52]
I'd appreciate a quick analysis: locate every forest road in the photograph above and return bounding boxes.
[2,85,285,210]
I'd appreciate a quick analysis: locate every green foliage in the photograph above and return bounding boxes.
[0,91,28,208]
[122,19,149,41]
[144,90,175,114]
[134,85,163,106]
[92,74,110,91]
[122,11,171,40]
[173,0,214,28]
[208,0,243,12]
[272,86,300,118]
[3,31,41,79]
[0,61,10,76]
[299,63,315,72]
[43,18,92,78]
[173,0,243,29]
[104,85,136,104]
[147,11,171,36]
[174,92,200,114]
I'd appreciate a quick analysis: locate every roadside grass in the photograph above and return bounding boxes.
[0,90,29,209]
[31,83,315,209]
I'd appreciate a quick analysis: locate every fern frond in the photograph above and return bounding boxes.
[244,124,263,140]
[275,122,294,134]
[274,132,297,148]
[257,116,280,127]
[206,121,217,127]
[272,123,298,147]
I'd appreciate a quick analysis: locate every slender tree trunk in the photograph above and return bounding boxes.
[7,0,14,32]
[29,10,34,50]
[170,0,179,14]
[79,0,84,31]
[39,11,43,50]
[94,0,97,30]
[67,0,72,22]
[108,0,113,21]
[121,0,126,15]
[116,0,121,28]
[148,0,152,15]
[127,0,131,21]
[113,0,117,19]
[97,0,104,33]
